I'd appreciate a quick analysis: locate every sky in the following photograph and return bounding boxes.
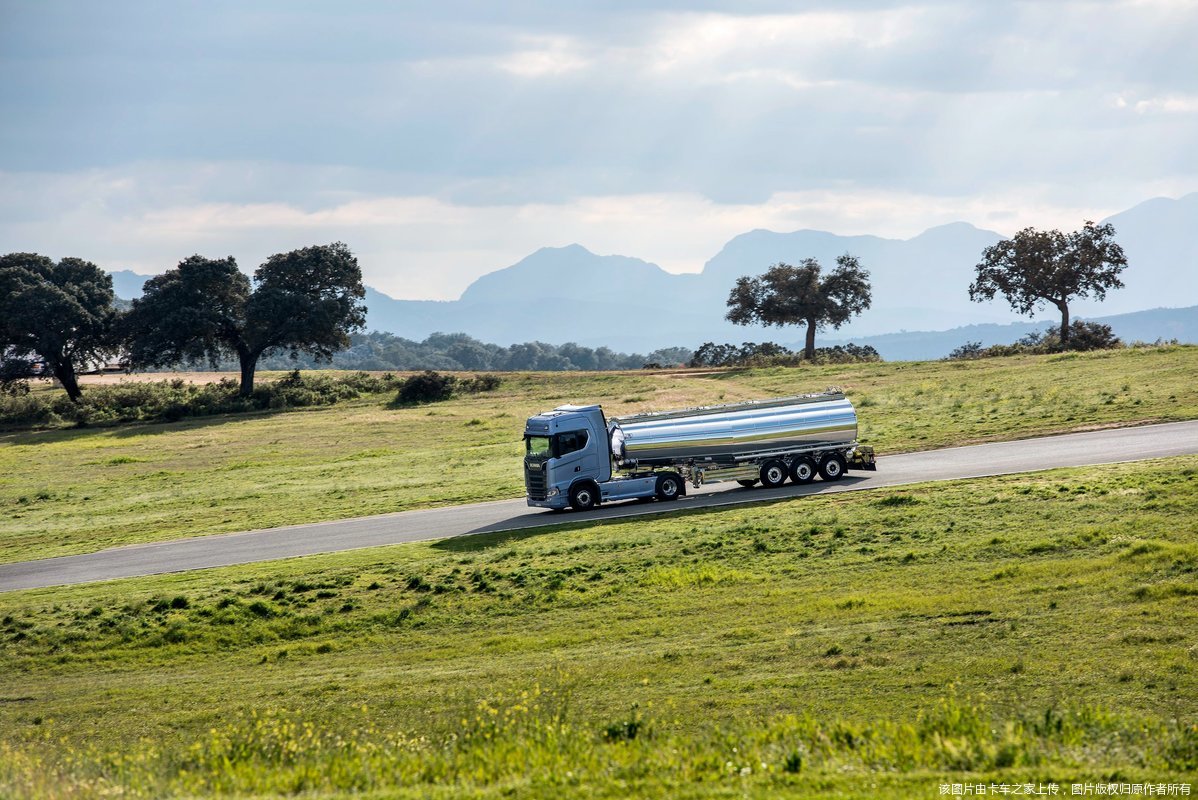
[1,0,1196,300]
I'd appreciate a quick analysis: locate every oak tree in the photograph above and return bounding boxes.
[969,221,1127,345]
[0,252,117,401]
[725,255,872,359]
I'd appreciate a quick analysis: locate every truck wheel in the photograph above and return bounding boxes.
[568,483,598,511]
[819,453,847,481]
[736,479,758,488]
[655,473,683,501]
[760,460,788,489]
[789,457,816,485]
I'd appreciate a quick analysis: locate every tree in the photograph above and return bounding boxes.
[725,255,872,359]
[123,254,250,379]
[0,252,117,402]
[125,243,367,395]
[969,221,1127,346]
[445,340,495,371]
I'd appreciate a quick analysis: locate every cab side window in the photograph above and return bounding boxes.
[555,430,589,457]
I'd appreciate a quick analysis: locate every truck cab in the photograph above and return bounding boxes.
[523,405,611,510]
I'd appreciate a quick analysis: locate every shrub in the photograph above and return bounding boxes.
[396,371,458,405]
[947,322,1123,360]
[807,343,881,364]
[948,341,984,360]
[457,373,502,394]
[1057,321,1121,351]
[0,358,33,396]
[0,371,406,431]
[689,341,880,368]
[394,372,502,406]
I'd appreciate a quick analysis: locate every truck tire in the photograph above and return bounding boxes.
[789,457,816,484]
[736,479,758,488]
[655,472,683,501]
[568,482,599,511]
[819,453,847,481]
[760,459,788,489]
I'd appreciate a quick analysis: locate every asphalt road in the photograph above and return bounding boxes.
[3,420,1197,593]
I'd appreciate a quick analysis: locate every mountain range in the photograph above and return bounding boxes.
[109,192,1198,360]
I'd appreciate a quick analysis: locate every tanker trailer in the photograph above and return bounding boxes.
[523,390,875,511]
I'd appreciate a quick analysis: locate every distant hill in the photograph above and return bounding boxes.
[1098,194,1198,314]
[109,270,152,300]
[106,192,1198,354]
[355,229,1013,350]
[820,306,1198,361]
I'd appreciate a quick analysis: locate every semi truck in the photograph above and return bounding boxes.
[523,390,875,511]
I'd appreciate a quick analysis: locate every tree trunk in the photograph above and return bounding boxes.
[804,319,817,360]
[52,360,82,403]
[237,348,259,396]
[1057,301,1070,347]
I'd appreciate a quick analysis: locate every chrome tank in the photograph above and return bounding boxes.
[610,391,857,464]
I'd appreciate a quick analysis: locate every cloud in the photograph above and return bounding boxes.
[0,0,1195,299]
[498,35,593,77]
[1114,93,1198,114]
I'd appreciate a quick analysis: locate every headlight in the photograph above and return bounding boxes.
[547,487,560,497]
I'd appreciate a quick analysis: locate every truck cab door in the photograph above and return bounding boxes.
[553,429,599,483]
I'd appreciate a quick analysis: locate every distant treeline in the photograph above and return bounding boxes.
[247,332,694,372]
[191,333,888,373]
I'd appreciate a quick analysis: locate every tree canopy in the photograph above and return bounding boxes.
[969,221,1127,345]
[124,255,250,370]
[0,252,116,401]
[725,255,872,359]
[124,243,368,395]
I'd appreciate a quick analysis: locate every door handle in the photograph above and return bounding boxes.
[574,466,581,472]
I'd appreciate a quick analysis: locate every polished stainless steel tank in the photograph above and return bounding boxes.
[610,391,857,464]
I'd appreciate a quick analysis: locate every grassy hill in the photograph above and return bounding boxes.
[3,345,1197,564]
[1,457,1195,798]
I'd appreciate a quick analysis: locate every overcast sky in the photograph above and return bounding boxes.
[2,0,1196,299]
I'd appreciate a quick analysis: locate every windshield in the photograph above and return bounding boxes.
[525,435,551,457]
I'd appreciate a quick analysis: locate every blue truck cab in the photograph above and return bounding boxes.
[524,404,686,511]
[523,405,612,510]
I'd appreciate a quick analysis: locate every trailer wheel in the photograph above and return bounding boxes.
[655,472,683,501]
[736,479,758,488]
[789,457,816,485]
[568,482,599,511]
[760,460,788,488]
[819,453,847,481]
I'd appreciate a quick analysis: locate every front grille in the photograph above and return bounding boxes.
[524,461,547,500]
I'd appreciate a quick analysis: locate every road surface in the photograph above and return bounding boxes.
[2,420,1197,592]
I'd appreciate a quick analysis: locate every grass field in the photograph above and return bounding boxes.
[3,346,1196,564]
[1,456,1196,798]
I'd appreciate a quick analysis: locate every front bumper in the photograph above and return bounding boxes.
[527,494,570,510]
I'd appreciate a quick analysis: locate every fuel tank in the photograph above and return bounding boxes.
[610,391,857,464]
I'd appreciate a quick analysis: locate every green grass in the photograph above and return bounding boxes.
[2,346,1196,565]
[1,457,1196,798]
